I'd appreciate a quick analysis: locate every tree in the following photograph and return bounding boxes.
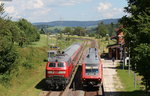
[109,22,116,36]
[0,3,4,19]
[120,0,150,91]
[73,27,86,36]
[39,28,45,34]
[96,22,109,37]
[134,44,150,91]
[8,21,22,43]
[62,27,73,35]
[17,18,40,45]
[0,4,17,73]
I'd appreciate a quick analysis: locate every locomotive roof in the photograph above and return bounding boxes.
[48,43,81,62]
[84,48,100,65]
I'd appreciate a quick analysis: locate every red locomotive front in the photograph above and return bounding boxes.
[46,62,69,89]
[82,48,102,87]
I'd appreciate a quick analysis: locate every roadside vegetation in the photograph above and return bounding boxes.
[0,3,40,75]
[117,65,146,96]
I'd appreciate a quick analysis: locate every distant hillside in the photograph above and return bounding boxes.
[33,18,119,27]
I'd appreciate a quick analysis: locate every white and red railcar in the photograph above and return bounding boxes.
[82,48,102,87]
[45,43,82,89]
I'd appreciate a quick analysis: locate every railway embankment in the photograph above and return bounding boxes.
[0,35,82,96]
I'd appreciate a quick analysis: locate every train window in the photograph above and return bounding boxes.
[49,63,56,67]
[58,62,65,67]
[85,65,99,75]
[86,69,98,73]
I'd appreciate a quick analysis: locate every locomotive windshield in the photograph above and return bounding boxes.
[86,69,98,73]
[58,62,65,67]
[48,62,65,67]
[85,65,99,75]
[49,63,56,67]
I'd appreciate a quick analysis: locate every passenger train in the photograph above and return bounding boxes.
[45,43,82,89]
[82,48,102,87]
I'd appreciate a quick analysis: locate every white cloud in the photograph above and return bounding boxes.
[25,0,44,9]
[97,2,124,19]
[33,8,52,15]
[5,6,21,20]
[3,0,125,22]
[105,8,123,18]
[97,2,112,11]
[60,0,93,6]
[47,0,55,3]
[5,6,15,14]
[25,7,52,22]
[33,0,44,8]
[61,0,79,6]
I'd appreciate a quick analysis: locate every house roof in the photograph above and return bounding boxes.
[107,44,121,48]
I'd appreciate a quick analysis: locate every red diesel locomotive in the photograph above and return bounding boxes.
[45,43,82,89]
[82,48,102,87]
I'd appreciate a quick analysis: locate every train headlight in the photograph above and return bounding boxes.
[58,71,65,74]
[47,71,53,74]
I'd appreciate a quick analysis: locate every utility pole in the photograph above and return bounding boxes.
[47,32,52,51]
[43,28,49,50]
[128,47,131,75]
[121,44,125,70]
[134,72,137,88]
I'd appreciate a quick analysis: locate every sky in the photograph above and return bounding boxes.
[0,0,128,23]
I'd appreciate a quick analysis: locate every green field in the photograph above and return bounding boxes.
[29,34,48,47]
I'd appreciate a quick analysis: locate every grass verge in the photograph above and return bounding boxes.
[117,66,146,96]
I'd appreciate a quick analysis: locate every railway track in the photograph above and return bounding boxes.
[69,40,105,96]
[40,41,88,96]
[44,91,64,96]
[46,91,51,96]
[61,41,88,96]
[40,39,105,96]
[84,91,98,96]
[84,85,104,96]
[83,40,104,96]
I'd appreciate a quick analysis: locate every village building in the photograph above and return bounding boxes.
[107,27,125,60]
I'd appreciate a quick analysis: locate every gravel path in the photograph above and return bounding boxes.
[102,59,123,96]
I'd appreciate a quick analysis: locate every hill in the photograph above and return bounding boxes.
[33,18,119,27]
